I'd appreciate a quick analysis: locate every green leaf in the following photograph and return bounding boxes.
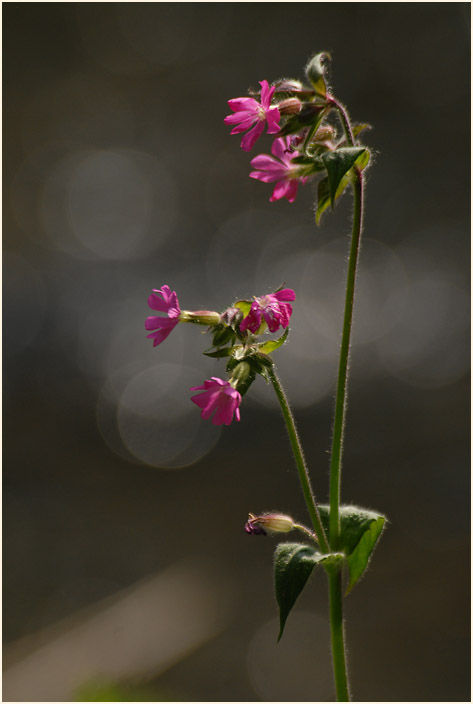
[233,300,252,317]
[203,347,233,359]
[290,155,317,165]
[316,149,371,224]
[315,177,332,225]
[305,52,330,96]
[345,517,385,594]
[318,505,386,593]
[211,326,235,348]
[322,148,367,206]
[274,542,344,641]
[278,104,327,137]
[315,174,350,225]
[257,328,289,355]
[352,123,372,140]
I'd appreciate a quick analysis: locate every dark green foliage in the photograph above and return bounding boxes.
[318,505,386,593]
[274,542,343,641]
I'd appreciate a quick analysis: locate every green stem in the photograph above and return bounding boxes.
[268,366,329,553]
[329,569,350,701]
[328,95,355,146]
[328,169,364,549]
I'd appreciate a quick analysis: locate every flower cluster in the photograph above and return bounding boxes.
[224,53,370,206]
[145,285,296,425]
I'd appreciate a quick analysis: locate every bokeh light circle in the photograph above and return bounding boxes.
[117,363,222,469]
[39,148,177,260]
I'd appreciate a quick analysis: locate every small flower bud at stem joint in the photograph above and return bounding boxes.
[245,512,295,536]
[277,98,302,115]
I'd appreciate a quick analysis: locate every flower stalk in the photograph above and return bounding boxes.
[267,365,329,553]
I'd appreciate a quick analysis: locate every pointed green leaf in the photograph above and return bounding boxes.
[203,347,233,359]
[211,326,235,348]
[257,328,289,355]
[315,177,331,225]
[274,542,344,641]
[345,516,385,594]
[352,123,372,140]
[318,505,386,593]
[354,148,370,172]
[322,148,367,206]
[305,52,330,96]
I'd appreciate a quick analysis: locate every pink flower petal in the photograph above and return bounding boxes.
[271,137,290,161]
[250,154,283,172]
[146,326,176,347]
[274,288,296,302]
[230,115,258,134]
[145,316,177,331]
[227,97,259,112]
[270,179,298,203]
[266,107,281,134]
[259,80,271,108]
[241,121,265,152]
[224,111,252,126]
[190,378,241,425]
[249,171,279,184]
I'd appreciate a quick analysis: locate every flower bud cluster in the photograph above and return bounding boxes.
[224,52,370,205]
[145,285,296,425]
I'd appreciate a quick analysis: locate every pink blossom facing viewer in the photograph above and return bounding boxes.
[191,377,242,426]
[240,288,296,334]
[224,80,280,152]
[145,285,181,347]
[250,136,307,203]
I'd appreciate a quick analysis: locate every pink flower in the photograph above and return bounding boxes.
[145,285,181,347]
[224,80,280,152]
[250,136,307,203]
[191,377,242,426]
[240,288,296,334]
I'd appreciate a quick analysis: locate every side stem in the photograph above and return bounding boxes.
[268,366,329,553]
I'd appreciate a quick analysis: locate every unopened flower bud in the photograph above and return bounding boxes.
[277,97,302,115]
[180,310,222,325]
[230,361,251,386]
[273,79,304,92]
[245,512,295,536]
[221,306,243,328]
[314,125,336,142]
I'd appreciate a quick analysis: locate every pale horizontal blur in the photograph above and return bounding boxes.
[4,3,470,702]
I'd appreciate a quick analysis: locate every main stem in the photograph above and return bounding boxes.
[327,166,364,703]
[329,569,350,701]
[268,366,329,553]
[329,170,364,547]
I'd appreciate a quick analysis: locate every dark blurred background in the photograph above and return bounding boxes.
[3,3,470,702]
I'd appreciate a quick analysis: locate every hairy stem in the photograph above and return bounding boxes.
[329,568,350,701]
[328,95,355,146]
[329,169,364,549]
[268,366,329,552]
[325,96,365,702]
